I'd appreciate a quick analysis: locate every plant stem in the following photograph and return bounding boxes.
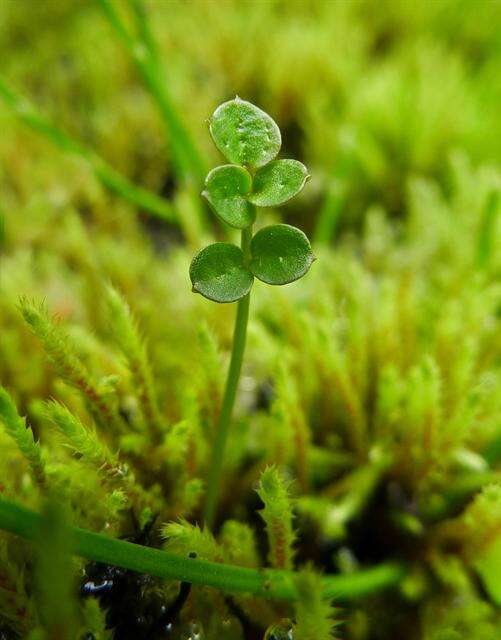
[0,74,175,224]
[98,0,207,183]
[313,181,345,245]
[476,189,499,269]
[204,227,253,528]
[0,497,405,601]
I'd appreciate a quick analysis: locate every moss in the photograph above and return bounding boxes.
[0,1,500,639]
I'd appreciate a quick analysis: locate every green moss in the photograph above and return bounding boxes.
[0,1,500,638]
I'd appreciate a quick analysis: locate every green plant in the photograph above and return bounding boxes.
[190,97,315,526]
[0,3,500,638]
[97,0,206,184]
[0,496,404,601]
[0,75,175,224]
[256,466,296,570]
[0,0,210,239]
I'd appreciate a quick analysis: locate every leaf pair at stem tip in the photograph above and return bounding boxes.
[191,97,315,303]
[202,159,309,229]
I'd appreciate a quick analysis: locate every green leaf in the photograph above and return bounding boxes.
[474,535,501,606]
[249,159,309,207]
[250,224,315,285]
[256,466,296,570]
[190,243,254,303]
[293,568,338,640]
[209,97,281,169]
[202,164,256,229]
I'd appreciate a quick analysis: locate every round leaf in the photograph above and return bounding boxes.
[250,224,315,285]
[209,97,281,169]
[248,160,309,207]
[202,165,256,229]
[190,243,254,303]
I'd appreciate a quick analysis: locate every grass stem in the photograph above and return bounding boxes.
[313,181,345,245]
[0,74,175,224]
[0,496,405,601]
[98,0,207,183]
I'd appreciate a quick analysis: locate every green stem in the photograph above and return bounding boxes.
[129,0,159,57]
[0,497,405,600]
[476,189,499,270]
[313,181,345,245]
[98,0,207,183]
[204,227,253,528]
[0,74,175,224]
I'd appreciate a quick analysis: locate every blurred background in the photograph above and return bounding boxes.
[1,0,500,240]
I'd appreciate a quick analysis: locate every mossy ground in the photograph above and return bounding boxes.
[0,2,500,639]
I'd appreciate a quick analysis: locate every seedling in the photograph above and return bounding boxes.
[190,97,314,526]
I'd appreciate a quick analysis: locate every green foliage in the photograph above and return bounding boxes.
[162,519,224,562]
[0,74,176,225]
[0,387,46,488]
[195,99,314,526]
[104,284,163,432]
[476,190,499,269]
[448,484,501,605]
[43,400,121,477]
[249,160,309,207]
[18,299,124,433]
[209,97,281,168]
[296,449,391,540]
[190,243,254,303]
[256,466,296,570]
[0,537,33,635]
[421,557,500,640]
[97,0,207,185]
[202,164,256,229]
[190,98,313,304]
[80,599,110,640]
[220,520,259,568]
[0,2,500,638]
[250,224,315,286]
[34,501,78,640]
[293,568,338,640]
[264,620,294,639]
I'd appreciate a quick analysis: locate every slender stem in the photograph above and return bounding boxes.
[98,0,207,182]
[0,74,175,223]
[129,0,159,58]
[204,227,253,528]
[0,497,406,601]
[313,181,345,246]
[476,190,499,269]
